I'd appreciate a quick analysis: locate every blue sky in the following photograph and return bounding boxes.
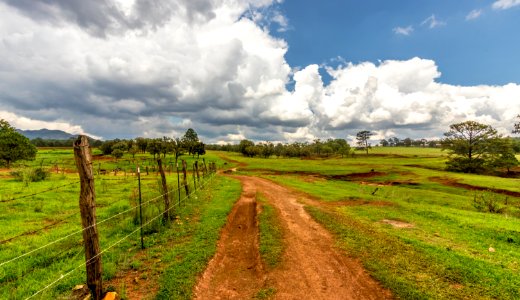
[275,0,520,86]
[0,0,519,142]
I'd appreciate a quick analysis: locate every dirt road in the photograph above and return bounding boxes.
[194,176,392,300]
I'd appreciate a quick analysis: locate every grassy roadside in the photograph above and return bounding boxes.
[256,193,284,269]
[155,176,241,299]
[306,206,520,299]
[0,150,231,299]
[254,193,284,300]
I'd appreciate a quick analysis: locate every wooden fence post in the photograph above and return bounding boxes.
[157,158,170,222]
[182,159,189,199]
[73,135,103,300]
[202,158,208,177]
[194,161,200,183]
[192,164,196,191]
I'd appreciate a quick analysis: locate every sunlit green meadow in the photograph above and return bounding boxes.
[218,148,520,299]
[0,149,238,299]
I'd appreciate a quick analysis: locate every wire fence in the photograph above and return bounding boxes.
[25,173,216,299]
[0,164,217,299]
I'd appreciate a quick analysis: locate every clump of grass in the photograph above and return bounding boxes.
[10,167,50,185]
[254,287,276,299]
[472,191,508,214]
[257,193,284,269]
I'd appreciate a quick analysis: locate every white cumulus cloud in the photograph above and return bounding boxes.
[492,0,520,10]
[0,0,519,144]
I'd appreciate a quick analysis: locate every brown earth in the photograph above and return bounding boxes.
[429,176,520,197]
[194,175,392,300]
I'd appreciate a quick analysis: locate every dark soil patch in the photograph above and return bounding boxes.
[330,171,386,181]
[325,200,395,208]
[429,177,520,197]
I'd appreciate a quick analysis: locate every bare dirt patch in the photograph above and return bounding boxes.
[381,219,414,228]
[105,251,161,300]
[429,177,520,197]
[194,175,392,300]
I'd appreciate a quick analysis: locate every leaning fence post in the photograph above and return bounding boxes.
[73,135,103,300]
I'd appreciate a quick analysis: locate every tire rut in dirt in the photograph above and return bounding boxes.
[193,183,264,300]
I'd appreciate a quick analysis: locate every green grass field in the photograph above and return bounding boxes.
[2,147,520,299]
[218,148,520,299]
[0,149,237,299]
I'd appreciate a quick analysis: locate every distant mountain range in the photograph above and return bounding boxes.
[17,129,76,140]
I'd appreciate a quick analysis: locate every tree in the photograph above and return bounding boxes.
[193,142,206,158]
[111,149,124,161]
[356,130,374,155]
[442,121,500,173]
[0,120,37,168]
[160,137,173,158]
[171,138,184,166]
[128,144,139,158]
[136,137,148,154]
[100,140,115,155]
[146,138,162,159]
[182,128,199,156]
[487,138,519,173]
[239,139,255,157]
[513,115,520,134]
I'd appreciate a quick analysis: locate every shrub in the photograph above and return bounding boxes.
[472,191,508,214]
[10,167,50,184]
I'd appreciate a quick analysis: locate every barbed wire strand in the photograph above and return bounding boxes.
[25,174,215,299]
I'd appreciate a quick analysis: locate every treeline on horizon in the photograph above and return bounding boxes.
[29,135,520,154]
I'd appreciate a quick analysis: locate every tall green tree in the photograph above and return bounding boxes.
[442,120,500,173]
[356,130,374,155]
[0,120,37,168]
[182,128,199,156]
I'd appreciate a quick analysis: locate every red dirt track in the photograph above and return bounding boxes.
[194,175,392,300]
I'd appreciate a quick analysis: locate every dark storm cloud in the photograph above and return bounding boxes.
[2,0,128,37]
[1,0,218,37]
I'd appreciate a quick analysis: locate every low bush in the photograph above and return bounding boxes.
[10,167,50,184]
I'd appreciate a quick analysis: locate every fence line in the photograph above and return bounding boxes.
[0,173,214,268]
[25,173,215,299]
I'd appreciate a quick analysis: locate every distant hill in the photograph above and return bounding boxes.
[17,129,76,140]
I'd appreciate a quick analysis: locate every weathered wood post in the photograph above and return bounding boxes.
[176,162,181,207]
[194,161,200,183]
[157,158,170,222]
[202,158,208,177]
[192,163,196,192]
[137,165,144,249]
[73,135,103,300]
[182,159,189,200]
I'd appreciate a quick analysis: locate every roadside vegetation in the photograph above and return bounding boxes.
[0,145,239,299]
[257,193,284,269]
